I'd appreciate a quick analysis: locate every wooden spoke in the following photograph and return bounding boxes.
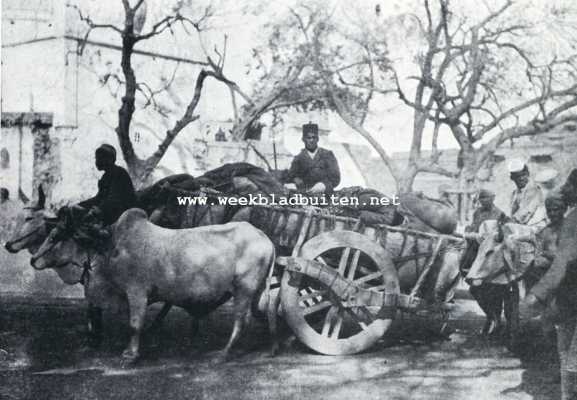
[345,249,361,280]
[321,306,344,339]
[316,256,328,265]
[332,313,344,338]
[358,306,376,324]
[357,264,376,276]
[343,307,369,331]
[338,247,351,274]
[303,300,332,316]
[354,271,383,285]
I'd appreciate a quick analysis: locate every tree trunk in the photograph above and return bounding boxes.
[397,164,418,194]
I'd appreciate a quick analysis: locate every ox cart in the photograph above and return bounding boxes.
[243,205,466,356]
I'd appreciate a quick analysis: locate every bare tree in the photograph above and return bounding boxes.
[395,0,577,186]
[72,0,240,186]
[308,0,577,192]
[220,8,332,141]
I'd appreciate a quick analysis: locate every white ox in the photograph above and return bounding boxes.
[464,220,537,343]
[31,208,277,364]
[466,220,537,287]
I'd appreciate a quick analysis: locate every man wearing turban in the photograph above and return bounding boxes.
[508,159,547,230]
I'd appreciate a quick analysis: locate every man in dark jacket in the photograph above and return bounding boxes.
[78,144,136,226]
[523,169,577,400]
[284,123,340,194]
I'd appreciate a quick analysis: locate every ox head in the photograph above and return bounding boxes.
[29,220,87,285]
[465,231,507,287]
[465,221,535,287]
[4,186,58,254]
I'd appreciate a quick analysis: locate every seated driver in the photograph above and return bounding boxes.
[284,122,340,194]
[70,144,136,232]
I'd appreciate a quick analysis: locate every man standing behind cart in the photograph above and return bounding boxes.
[508,159,547,231]
[463,189,511,335]
[283,122,341,194]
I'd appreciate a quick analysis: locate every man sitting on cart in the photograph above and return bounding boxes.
[283,122,341,194]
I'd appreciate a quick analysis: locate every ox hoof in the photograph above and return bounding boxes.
[481,319,500,336]
[120,350,140,367]
[209,351,230,364]
[268,343,280,358]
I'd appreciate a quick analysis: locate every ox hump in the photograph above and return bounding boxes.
[114,208,148,233]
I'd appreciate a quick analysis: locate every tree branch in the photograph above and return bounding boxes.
[136,15,182,41]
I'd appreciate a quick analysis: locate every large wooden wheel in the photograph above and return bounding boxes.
[280,231,400,355]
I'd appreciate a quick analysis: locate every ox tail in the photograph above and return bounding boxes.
[264,247,279,357]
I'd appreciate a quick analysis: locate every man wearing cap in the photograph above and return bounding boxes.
[508,159,547,230]
[77,144,136,226]
[284,123,340,194]
[463,189,511,335]
[466,189,509,235]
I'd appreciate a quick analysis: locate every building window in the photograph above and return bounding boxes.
[0,148,9,169]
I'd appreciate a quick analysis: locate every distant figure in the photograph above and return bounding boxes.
[215,128,227,142]
[284,122,340,194]
[535,168,560,199]
[508,159,547,230]
[0,187,18,240]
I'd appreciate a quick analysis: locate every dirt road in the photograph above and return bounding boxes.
[0,295,560,400]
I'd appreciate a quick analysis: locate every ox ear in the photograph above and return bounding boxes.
[37,186,46,210]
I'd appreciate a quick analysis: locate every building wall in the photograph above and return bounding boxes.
[0,116,37,200]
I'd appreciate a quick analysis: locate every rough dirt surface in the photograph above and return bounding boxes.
[0,294,560,400]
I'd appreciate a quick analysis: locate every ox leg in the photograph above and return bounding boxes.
[86,305,103,347]
[504,283,520,350]
[470,285,498,335]
[268,278,281,357]
[217,296,251,362]
[146,303,172,332]
[122,290,148,365]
